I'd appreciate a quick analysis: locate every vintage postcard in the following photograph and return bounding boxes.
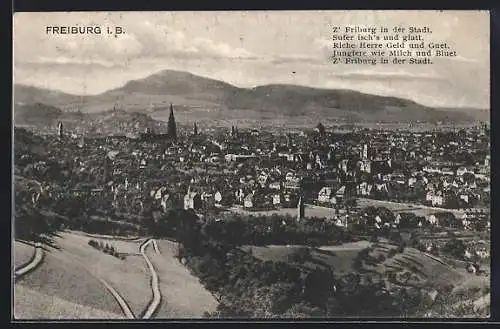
[12,11,490,320]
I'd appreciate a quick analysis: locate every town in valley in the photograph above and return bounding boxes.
[13,10,490,321]
[14,100,491,319]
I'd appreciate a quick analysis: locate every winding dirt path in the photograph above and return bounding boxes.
[152,239,160,254]
[139,239,161,319]
[69,230,143,242]
[94,276,135,319]
[14,242,45,279]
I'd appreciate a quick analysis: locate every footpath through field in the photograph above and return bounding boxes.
[14,241,45,279]
[139,239,162,319]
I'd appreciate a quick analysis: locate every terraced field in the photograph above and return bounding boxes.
[356,244,466,293]
[14,285,123,319]
[14,244,123,317]
[243,241,466,293]
[53,232,151,317]
[13,232,218,320]
[14,231,481,319]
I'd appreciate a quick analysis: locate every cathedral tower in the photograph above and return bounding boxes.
[167,103,177,141]
[57,121,64,139]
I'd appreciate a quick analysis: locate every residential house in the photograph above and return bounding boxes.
[272,193,281,207]
[214,191,223,206]
[269,181,282,190]
[426,190,456,207]
[461,213,472,230]
[201,191,215,209]
[244,193,254,209]
[184,191,202,211]
[357,181,373,196]
[335,185,348,203]
[160,194,171,212]
[282,192,299,208]
[339,159,350,174]
[427,214,439,226]
[457,167,475,176]
[426,212,457,228]
[466,263,480,274]
[441,167,455,176]
[375,183,389,193]
[154,187,168,200]
[318,186,334,204]
[358,160,372,173]
[476,248,490,259]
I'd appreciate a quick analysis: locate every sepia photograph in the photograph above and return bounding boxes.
[12,10,490,320]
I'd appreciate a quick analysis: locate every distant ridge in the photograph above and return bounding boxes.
[14,69,486,123]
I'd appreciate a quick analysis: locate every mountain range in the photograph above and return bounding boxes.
[13,70,489,126]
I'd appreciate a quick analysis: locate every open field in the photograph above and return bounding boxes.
[228,199,470,220]
[242,241,370,275]
[356,198,466,217]
[146,239,218,318]
[14,241,35,269]
[52,232,152,317]
[228,204,335,219]
[14,284,123,319]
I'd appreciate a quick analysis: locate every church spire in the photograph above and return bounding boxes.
[193,122,198,136]
[297,196,305,221]
[57,121,64,139]
[167,103,177,141]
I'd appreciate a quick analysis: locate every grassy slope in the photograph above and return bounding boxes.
[453,275,490,294]
[243,242,465,290]
[146,239,218,318]
[15,247,123,317]
[243,241,371,275]
[358,244,464,289]
[53,232,151,317]
[14,241,35,269]
[14,284,123,320]
[402,248,464,286]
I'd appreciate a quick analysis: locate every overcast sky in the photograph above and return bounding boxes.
[14,11,489,108]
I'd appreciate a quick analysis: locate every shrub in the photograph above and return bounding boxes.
[387,249,397,258]
[289,247,312,264]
